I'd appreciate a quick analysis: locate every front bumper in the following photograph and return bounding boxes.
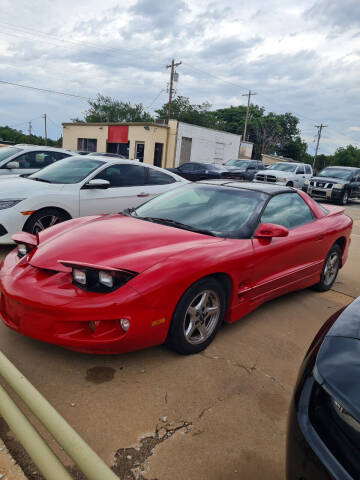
[303,185,344,202]
[0,207,27,244]
[0,251,170,354]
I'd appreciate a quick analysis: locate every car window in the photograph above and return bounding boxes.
[179,163,196,173]
[147,168,176,185]
[0,146,22,162]
[94,164,146,187]
[10,151,57,169]
[305,165,312,174]
[267,163,297,172]
[261,193,314,230]
[318,168,353,180]
[53,152,71,160]
[29,157,104,184]
[296,166,305,174]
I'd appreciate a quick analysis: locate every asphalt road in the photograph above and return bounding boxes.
[0,202,359,480]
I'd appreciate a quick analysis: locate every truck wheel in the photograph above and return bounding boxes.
[286,181,293,187]
[338,191,349,205]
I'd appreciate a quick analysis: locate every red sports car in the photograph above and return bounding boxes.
[0,181,353,355]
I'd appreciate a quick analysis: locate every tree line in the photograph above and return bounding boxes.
[1,93,359,168]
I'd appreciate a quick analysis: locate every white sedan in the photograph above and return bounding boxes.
[0,156,188,243]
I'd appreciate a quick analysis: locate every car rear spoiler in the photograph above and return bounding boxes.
[12,232,38,246]
[321,204,346,216]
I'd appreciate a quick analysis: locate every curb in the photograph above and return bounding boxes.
[0,438,27,480]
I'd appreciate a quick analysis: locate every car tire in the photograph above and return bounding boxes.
[313,244,341,292]
[24,208,70,235]
[286,181,294,187]
[338,191,349,205]
[167,278,226,355]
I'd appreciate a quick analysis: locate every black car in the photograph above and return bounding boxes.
[222,159,264,181]
[167,162,227,181]
[303,166,360,205]
[287,297,360,480]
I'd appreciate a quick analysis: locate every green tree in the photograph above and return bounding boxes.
[0,126,59,146]
[155,96,217,128]
[329,145,360,167]
[75,94,154,123]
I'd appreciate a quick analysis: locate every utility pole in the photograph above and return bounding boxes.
[312,123,327,171]
[242,90,256,142]
[28,121,32,139]
[166,59,181,124]
[42,113,47,145]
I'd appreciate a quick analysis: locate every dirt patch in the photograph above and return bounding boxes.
[85,366,116,384]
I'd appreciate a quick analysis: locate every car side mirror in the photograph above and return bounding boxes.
[6,161,20,169]
[254,223,289,239]
[84,179,110,189]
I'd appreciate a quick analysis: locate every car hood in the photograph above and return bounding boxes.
[224,166,246,172]
[311,176,350,184]
[256,169,293,177]
[0,177,60,197]
[30,214,224,273]
[315,297,360,420]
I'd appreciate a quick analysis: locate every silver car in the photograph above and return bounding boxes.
[0,145,76,177]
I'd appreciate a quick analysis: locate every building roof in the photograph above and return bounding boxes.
[62,122,168,128]
[261,153,295,162]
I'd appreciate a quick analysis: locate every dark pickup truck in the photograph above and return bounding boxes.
[303,166,360,205]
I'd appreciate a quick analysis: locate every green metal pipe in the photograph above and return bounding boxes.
[0,384,73,480]
[0,352,119,480]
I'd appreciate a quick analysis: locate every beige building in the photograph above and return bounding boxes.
[62,120,245,168]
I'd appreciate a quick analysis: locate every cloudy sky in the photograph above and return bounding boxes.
[1,0,360,154]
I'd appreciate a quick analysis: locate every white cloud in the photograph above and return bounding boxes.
[0,0,359,154]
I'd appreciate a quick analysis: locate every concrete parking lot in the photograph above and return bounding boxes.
[0,202,359,480]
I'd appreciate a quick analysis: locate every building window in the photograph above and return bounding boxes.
[77,138,97,152]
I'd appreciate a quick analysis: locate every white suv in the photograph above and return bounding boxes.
[254,162,313,188]
[0,145,76,177]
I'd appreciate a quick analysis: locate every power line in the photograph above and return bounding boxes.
[0,80,89,100]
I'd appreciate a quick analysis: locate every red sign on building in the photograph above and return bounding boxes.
[108,126,129,143]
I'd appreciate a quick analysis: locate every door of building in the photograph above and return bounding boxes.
[135,142,145,162]
[180,137,192,165]
[153,142,163,167]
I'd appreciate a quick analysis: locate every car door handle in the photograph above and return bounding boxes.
[137,192,150,197]
[316,234,325,241]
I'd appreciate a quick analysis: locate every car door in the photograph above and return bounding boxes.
[294,165,306,187]
[349,171,360,198]
[79,163,148,215]
[250,192,327,303]
[245,164,257,180]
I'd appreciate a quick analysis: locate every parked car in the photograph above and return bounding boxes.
[254,162,313,188]
[222,159,264,180]
[0,145,75,177]
[0,181,351,355]
[0,156,188,243]
[303,166,360,205]
[287,297,360,480]
[167,162,228,181]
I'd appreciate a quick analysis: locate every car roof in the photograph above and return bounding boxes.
[14,145,75,153]
[322,166,359,171]
[198,179,293,195]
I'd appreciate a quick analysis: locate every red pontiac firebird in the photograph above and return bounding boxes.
[0,181,353,355]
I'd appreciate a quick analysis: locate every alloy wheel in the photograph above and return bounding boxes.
[32,215,61,234]
[183,289,220,345]
[323,251,340,286]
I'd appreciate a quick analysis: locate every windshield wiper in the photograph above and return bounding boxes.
[29,177,52,183]
[138,217,217,236]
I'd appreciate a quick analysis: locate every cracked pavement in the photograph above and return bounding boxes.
[0,202,359,479]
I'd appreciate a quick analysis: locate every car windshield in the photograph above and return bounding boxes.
[224,159,249,168]
[267,163,297,172]
[318,168,353,180]
[0,146,22,161]
[133,184,266,238]
[205,163,227,171]
[28,157,104,184]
